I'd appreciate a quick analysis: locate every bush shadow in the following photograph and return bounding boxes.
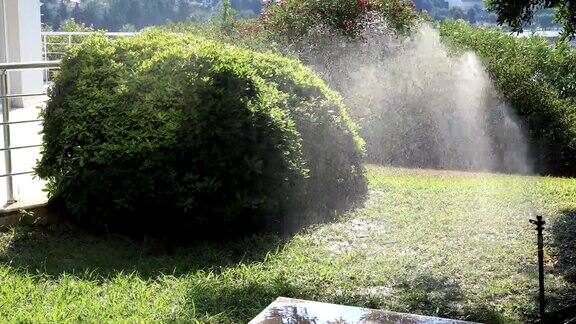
[0,223,285,280]
[392,274,504,323]
[181,273,507,323]
[394,275,465,319]
[181,275,301,323]
[545,209,576,322]
[549,210,576,283]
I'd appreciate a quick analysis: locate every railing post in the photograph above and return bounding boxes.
[42,34,46,60]
[0,70,14,206]
[42,35,48,81]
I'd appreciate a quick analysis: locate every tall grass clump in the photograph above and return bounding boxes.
[37,30,367,238]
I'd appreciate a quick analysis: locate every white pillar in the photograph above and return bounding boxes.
[0,0,43,108]
[0,1,6,64]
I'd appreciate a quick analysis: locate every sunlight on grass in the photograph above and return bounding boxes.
[0,166,575,323]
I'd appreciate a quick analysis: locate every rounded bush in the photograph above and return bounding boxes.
[37,31,367,237]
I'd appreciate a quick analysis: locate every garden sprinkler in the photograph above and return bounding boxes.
[529,215,546,321]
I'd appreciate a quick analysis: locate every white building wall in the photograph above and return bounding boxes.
[0,1,6,63]
[0,0,43,108]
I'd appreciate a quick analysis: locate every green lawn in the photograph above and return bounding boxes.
[1,165,575,323]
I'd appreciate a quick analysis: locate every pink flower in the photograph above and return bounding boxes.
[343,19,355,30]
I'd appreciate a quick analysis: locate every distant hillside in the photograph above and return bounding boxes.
[40,0,262,31]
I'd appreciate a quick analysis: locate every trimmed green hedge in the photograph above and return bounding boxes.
[440,20,576,176]
[37,31,367,237]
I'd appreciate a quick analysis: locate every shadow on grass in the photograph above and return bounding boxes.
[183,273,509,323]
[393,275,506,323]
[549,210,576,283]
[183,275,302,323]
[0,223,285,280]
[546,209,576,322]
[395,275,464,319]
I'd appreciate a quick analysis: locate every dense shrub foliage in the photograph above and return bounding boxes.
[163,19,274,54]
[440,20,576,176]
[164,0,419,52]
[37,31,367,237]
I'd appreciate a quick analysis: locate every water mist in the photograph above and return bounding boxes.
[300,24,533,174]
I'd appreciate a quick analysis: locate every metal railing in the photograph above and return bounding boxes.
[0,61,60,206]
[41,31,137,61]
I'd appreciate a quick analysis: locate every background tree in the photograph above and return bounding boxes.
[127,0,144,29]
[41,0,57,29]
[414,0,434,12]
[56,2,68,28]
[466,7,477,24]
[176,0,192,21]
[219,0,237,33]
[449,7,465,20]
[487,0,576,37]
[538,12,556,29]
[71,3,82,22]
